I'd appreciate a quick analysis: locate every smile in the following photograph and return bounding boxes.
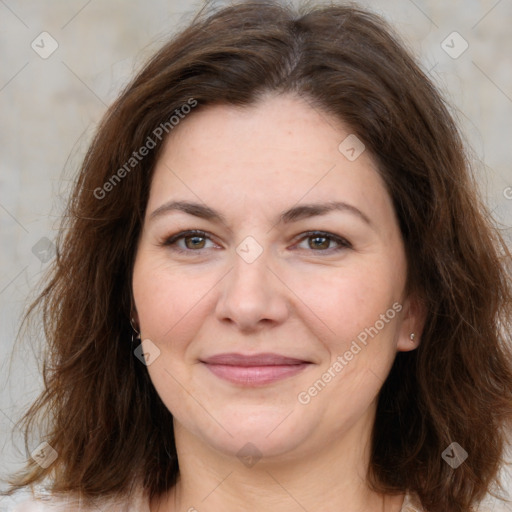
[200,353,312,386]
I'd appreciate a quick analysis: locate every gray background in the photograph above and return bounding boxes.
[1,0,511,509]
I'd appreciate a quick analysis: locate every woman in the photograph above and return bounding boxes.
[4,1,512,511]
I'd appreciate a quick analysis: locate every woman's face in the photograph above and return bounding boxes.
[132,93,421,461]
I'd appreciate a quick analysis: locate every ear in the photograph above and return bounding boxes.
[396,294,427,352]
[130,285,140,331]
[130,298,140,331]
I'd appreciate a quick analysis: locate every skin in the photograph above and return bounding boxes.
[132,93,425,512]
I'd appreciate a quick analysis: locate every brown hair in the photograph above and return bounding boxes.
[3,2,512,511]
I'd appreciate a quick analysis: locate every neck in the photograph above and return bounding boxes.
[152,407,405,512]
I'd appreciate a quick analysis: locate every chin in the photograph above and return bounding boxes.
[187,406,317,462]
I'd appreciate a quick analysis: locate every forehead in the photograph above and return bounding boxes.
[146,94,393,225]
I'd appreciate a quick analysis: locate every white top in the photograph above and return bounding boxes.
[11,487,425,511]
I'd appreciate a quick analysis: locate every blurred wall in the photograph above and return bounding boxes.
[1,0,511,509]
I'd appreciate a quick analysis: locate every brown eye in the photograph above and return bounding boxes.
[295,231,352,253]
[184,234,207,249]
[162,230,217,253]
[308,235,331,250]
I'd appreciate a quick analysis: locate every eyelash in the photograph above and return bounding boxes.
[161,230,352,255]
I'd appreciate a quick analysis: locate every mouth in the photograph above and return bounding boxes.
[200,353,312,386]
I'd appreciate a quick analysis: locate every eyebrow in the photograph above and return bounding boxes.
[149,200,371,226]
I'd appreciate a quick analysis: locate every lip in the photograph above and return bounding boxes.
[200,352,312,386]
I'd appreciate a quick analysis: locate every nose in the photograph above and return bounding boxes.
[215,247,290,333]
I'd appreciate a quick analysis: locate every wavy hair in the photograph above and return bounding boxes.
[3,2,512,511]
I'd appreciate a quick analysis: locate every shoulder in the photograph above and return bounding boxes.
[399,491,512,512]
[11,495,65,511]
[400,492,425,512]
[10,486,151,512]
[11,500,42,512]
[11,496,92,511]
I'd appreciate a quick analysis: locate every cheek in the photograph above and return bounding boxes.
[292,264,404,424]
[294,262,403,353]
[132,253,209,349]
[132,255,209,419]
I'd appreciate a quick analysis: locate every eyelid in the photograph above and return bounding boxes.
[161,230,220,252]
[160,229,352,254]
[291,231,352,251]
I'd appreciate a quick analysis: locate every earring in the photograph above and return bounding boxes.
[410,333,416,341]
[130,317,141,344]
